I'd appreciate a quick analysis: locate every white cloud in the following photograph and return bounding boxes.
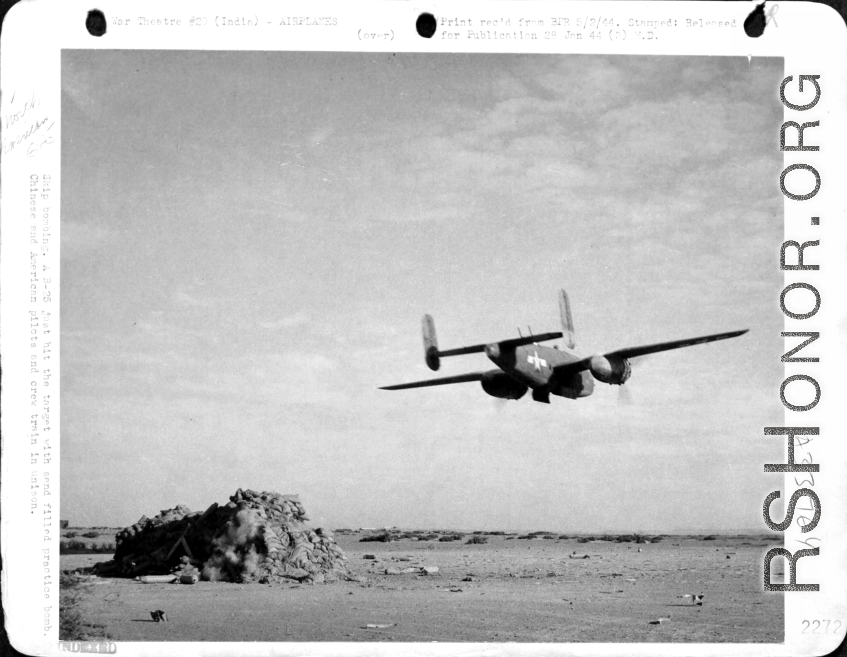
[258,311,310,330]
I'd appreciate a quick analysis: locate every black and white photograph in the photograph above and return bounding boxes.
[57,49,786,643]
[3,2,847,655]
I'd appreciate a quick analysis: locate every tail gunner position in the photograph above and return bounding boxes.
[380,289,748,404]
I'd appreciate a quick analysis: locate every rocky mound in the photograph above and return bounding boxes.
[100,489,348,583]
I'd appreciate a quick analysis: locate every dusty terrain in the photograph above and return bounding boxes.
[62,533,783,643]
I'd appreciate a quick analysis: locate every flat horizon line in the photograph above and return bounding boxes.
[63,523,781,538]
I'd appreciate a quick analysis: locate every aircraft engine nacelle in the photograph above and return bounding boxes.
[588,355,632,385]
[480,371,528,400]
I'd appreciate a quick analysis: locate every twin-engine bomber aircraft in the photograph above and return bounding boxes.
[379,289,748,404]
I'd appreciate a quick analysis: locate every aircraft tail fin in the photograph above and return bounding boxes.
[559,289,577,350]
[422,314,440,371]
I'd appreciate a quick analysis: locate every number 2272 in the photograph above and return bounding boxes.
[801,620,842,634]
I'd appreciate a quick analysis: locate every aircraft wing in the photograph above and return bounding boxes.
[379,372,485,390]
[498,332,563,349]
[550,329,749,378]
[436,331,563,358]
[605,328,749,359]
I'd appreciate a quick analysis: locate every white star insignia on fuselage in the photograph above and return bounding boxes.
[527,350,547,371]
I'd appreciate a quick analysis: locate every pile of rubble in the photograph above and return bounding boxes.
[97,488,348,583]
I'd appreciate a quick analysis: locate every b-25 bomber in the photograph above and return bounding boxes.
[380,289,748,404]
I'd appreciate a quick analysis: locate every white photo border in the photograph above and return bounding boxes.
[2,1,846,655]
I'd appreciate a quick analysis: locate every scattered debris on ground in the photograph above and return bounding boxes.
[678,594,704,605]
[139,575,176,584]
[384,565,439,576]
[149,610,168,623]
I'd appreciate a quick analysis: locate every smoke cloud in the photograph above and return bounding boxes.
[202,506,263,582]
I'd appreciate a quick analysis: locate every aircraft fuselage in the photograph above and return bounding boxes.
[484,343,594,399]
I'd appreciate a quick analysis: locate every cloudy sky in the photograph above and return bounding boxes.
[61,51,785,532]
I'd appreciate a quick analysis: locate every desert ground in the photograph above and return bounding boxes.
[61,531,783,643]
